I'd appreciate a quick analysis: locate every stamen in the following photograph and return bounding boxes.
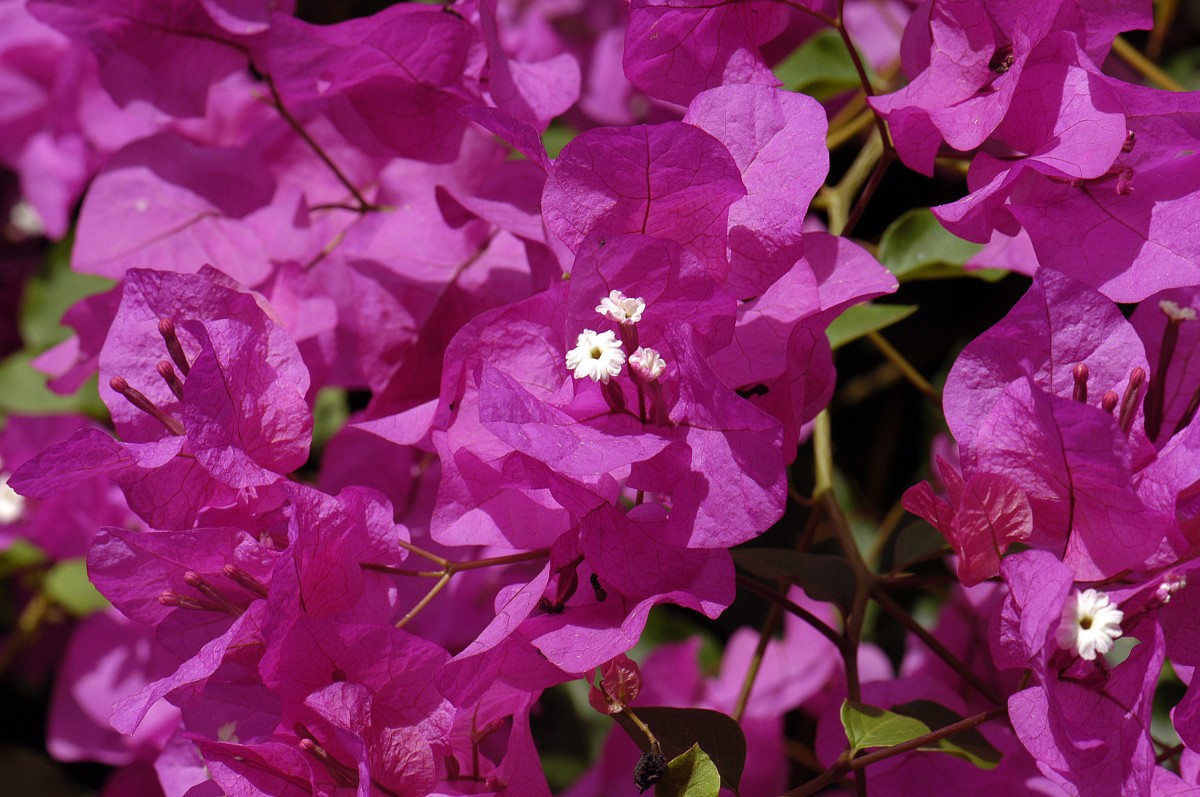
[183,571,244,615]
[1118,367,1145,434]
[1146,302,1196,440]
[1100,390,1119,414]
[109,376,185,436]
[298,739,358,787]
[1122,130,1136,153]
[158,589,226,612]
[222,564,269,599]
[1072,363,1089,404]
[157,361,185,401]
[158,318,191,377]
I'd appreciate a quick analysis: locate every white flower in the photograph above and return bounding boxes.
[566,329,626,383]
[1055,588,1123,661]
[629,347,666,381]
[0,473,25,524]
[596,290,645,324]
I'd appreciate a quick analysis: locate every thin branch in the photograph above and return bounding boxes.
[736,574,849,653]
[866,331,942,407]
[1112,36,1185,92]
[787,706,1008,796]
[265,75,376,211]
[395,573,451,629]
[872,586,1003,706]
[1147,0,1178,61]
[732,601,782,723]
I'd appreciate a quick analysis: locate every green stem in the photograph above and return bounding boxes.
[866,331,942,407]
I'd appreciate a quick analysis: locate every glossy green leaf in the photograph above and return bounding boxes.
[655,744,721,797]
[733,549,856,615]
[826,303,917,349]
[43,558,109,617]
[877,209,998,282]
[614,708,745,795]
[841,700,1001,770]
[773,29,870,101]
[842,700,931,756]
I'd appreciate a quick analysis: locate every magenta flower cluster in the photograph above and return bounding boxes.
[3,0,1200,795]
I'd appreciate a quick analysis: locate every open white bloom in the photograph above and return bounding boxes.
[566,329,626,383]
[1055,588,1123,661]
[0,473,25,524]
[629,347,666,381]
[596,290,645,324]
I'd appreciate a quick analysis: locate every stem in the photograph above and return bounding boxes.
[0,591,51,679]
[395,539,450,567]
[265,76,376,211]
[732,601,783,723]
[620,706,661,752]
[736,575,849,653]
[448,548,552,573]
[1112,36,1185,92]
[1147,0,1178,61]
[395,573,451,629]
[873,587,1002,706]
[865,498,907,571]
[866,331,942,407]
[842,149,894,239]
[787,707,1007,796]
[823,131,884,236]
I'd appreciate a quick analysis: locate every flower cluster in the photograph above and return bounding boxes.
[2,0,1200,794]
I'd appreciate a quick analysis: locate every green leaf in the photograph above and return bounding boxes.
[773,29,870,101]
[43,558,109,617]
[733,549,856,615]
[614,708,745,795]
[311,387,349,451]
[20,238,114,351]
[655,744,721,797]
[891,522,950,572]
[0,539,48,579]
[542,125,577,159]
[842,700,931,756]
[893,701,1001,770]
[877,209,997,282]
[0,352,105,419]
[826,303,918,349]
[840,700,1002,770]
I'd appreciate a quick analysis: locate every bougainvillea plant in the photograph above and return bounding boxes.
[3,0,1200,795]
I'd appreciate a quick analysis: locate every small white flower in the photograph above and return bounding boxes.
[629,347,666,381]
[566,329,626,383]
[0,473,25,524]
[1156,573,1187,604]
[1055,588,1123,661]
[8,200,43,238]
[596,290,645,324]
[1160,300,1197,322]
